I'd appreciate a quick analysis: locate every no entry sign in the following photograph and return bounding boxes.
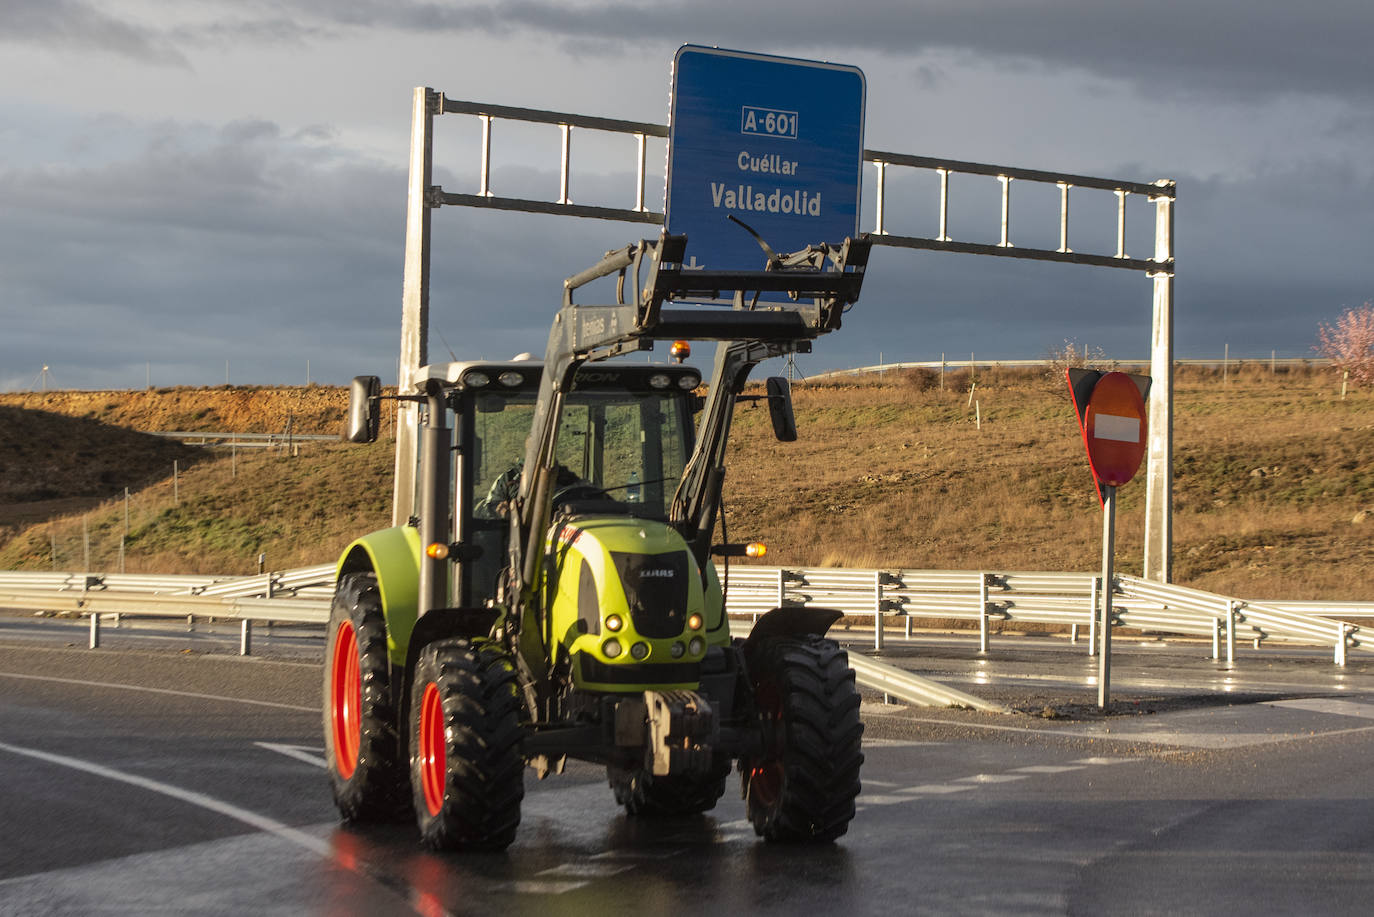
[1066,369,1151,492]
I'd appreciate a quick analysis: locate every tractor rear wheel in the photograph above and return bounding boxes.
[323,572,409,822]
[609,756,730,816]
[410,638,525,851]
[742,635,864,842]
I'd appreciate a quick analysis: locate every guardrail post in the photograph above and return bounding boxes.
[1335,622,1348,667]
[1225,600,1236,664]
[1212,614,1221,660]
[88,613,100,649]
[1088,577,1098,657]
[874,570,885,651]
[240,619,253,657]
[978,573,990,654]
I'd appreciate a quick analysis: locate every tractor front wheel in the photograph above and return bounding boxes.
[323,572,408,822]
[409,638,525,851]
[742,635,864,842]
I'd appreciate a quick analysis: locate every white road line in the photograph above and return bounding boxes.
[956,773,1029,784]
[896,784,975,795]
[0,739,331,857]
[538,862,634,879]
[1011,764,1087,774]
[0,670,318,712]
[1073,756,1139,766]
[255,742,328,768]
[1266,698,1374,720]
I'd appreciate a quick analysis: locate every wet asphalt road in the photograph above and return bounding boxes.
[3,613,1374,916]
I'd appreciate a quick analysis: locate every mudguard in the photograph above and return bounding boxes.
[336,526,422,665]
[741,606,843,661]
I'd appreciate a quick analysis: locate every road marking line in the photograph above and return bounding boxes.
[0,670,318,712]
[1010,765,1087,774]
[0,739,331,857]
[497,880,589,895]
[956,773,1028,784]
[538,862,633,879]
[1266,698,1374,720]
[864,738,943,748]
[255,742,327,768]
[896,784,975,795]
[858,794,915,805]
[1073,757,1139,765]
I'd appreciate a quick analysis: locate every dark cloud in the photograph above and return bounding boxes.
[1,0,188,66]
[278,1,1374,104]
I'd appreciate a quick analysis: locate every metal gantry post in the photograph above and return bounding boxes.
[394,87,437,526]
[978,573,990,654]
[1143,184,1176,582]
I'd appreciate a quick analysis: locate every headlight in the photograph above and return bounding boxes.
[678,375,700,390]
[688,637,705,656]
[687,613,703,630]
[498,371,523,387]
[463,371,490,388]
[605,614,623,632]
[630,641,650,660]
[670,641,686,658]
[602,639,622,658]
[648,373,671,389]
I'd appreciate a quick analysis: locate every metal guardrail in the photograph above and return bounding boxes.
[3,563,1370,669]
[152,431,338,449]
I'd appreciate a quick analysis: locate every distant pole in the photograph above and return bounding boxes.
[1223,343,1229,386]
[51,530,58,570]
[306,359,311,386]
[226,360,230,385]
[123,487,130,537]
[146,361,151,389]
[174,460,179,505]
[1271,350,1276,374]
[119,537,125,574]
[1098,484,1117,709]
[82,517,90,572]
[940,353,946,390]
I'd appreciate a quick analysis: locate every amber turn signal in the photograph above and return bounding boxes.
[425,542,449,560]
[745,542,767,558]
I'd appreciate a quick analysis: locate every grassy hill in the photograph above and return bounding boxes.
[1,369,1370,599]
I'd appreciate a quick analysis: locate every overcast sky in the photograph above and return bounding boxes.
[3,1,1372,390]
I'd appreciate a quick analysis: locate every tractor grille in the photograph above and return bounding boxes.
[609,549,690,638]
[579,654,700,686]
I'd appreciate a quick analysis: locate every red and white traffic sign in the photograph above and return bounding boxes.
[1066,369,1150,490]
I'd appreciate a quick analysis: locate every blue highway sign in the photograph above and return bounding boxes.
[665,46,866,287]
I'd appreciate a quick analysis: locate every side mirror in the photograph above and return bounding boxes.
[345,375,382,443]
[765,376,797,442]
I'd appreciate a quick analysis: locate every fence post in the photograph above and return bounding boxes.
[1336,622,1348,667]
[88,613,100,649]
[978,573,990,654]
[240,619,253,657]
[874,570,885,651]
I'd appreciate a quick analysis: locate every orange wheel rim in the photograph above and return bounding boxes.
[329,621,361,778]
[419,682,446,817]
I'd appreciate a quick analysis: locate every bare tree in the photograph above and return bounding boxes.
[1316,302,1374,386]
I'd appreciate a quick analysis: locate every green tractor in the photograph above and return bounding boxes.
[324,232,871,850]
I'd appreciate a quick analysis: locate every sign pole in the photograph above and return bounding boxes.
[1098,483,1116,709]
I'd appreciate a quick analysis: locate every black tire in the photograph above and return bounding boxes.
[410,638,525,851]
[323,572,409,822]
[741,635,864,842]
[609,756,730,817]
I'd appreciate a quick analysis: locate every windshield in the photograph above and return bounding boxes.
[471,388,692,520]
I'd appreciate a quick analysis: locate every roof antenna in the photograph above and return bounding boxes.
[436,329,459,362]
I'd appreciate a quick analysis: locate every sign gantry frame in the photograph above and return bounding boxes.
[395,84,1177,583]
